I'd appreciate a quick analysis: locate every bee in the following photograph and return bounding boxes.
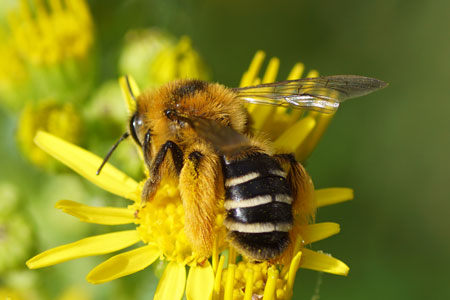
[97,75,387,260]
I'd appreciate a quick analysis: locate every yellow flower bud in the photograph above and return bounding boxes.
[149,36,210,85]
[16,100,82,169]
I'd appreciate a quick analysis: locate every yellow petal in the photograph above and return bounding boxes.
[299,248,349,276]
[285,251,302,300]
[273,116,316,153]
[262,57,279,83]
[251,104,275,131]
[305,70,319,78]
[246,57,279,131]
[186,261,214,300]
[212,255,225,300]
[302,222,340,245]
[87,245,160,284]
[154,261,186,300]
[287,62,304,80]
[223,264,236,300]
[263,266,279,300]
[55,200,135,225]
[315,188,354,208]
[119,75,140,114]
[239,50,265,87]
[243,268,254,300]
[296,112,334,162]
[34,131,140,202]
[26,230,140,269]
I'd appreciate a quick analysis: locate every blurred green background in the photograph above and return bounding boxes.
[0,0,449,299]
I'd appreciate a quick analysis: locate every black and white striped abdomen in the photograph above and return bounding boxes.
[223,153,293,260]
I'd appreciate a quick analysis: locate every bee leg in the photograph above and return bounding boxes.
[274,154,315,223]
[179,150,222,257]
[141,141,184,204]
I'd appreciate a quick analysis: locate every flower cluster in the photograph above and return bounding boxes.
[0,0,95,109]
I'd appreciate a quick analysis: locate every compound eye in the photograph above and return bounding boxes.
[129,113,143,146]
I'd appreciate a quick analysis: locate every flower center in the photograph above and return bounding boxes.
[132,179,228,266]
[132,181,193,264]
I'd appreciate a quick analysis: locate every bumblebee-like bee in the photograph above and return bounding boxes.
[98,75,387,260]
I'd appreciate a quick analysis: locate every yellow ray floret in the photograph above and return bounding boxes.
[154,262,186,300]
[186,261,215,300]
[55,200,135,225]
[26,230,140,269]
[299,248,349,276]
[315,187,354,208]
[273,117,316,153]
[87,245,160,284]
[119,75,140,114]
[285,251,302,300]
[34,131,140,202]
[301,222,341,244]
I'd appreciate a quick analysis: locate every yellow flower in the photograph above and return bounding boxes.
[118,28,176,88]
[7,0,93,66]
[119,29,210,88]
[149,36,210,86]
[0,0,95,108]
[27,51,353,299]
[16,100,82,169]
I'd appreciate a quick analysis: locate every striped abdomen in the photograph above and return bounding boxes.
[223,153,293,260]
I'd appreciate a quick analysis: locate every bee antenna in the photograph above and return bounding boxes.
[125,75,137,102]
[96,132,130,175]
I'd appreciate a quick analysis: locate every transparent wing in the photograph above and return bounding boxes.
[174,114,252,157]
[232,75,388,113]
